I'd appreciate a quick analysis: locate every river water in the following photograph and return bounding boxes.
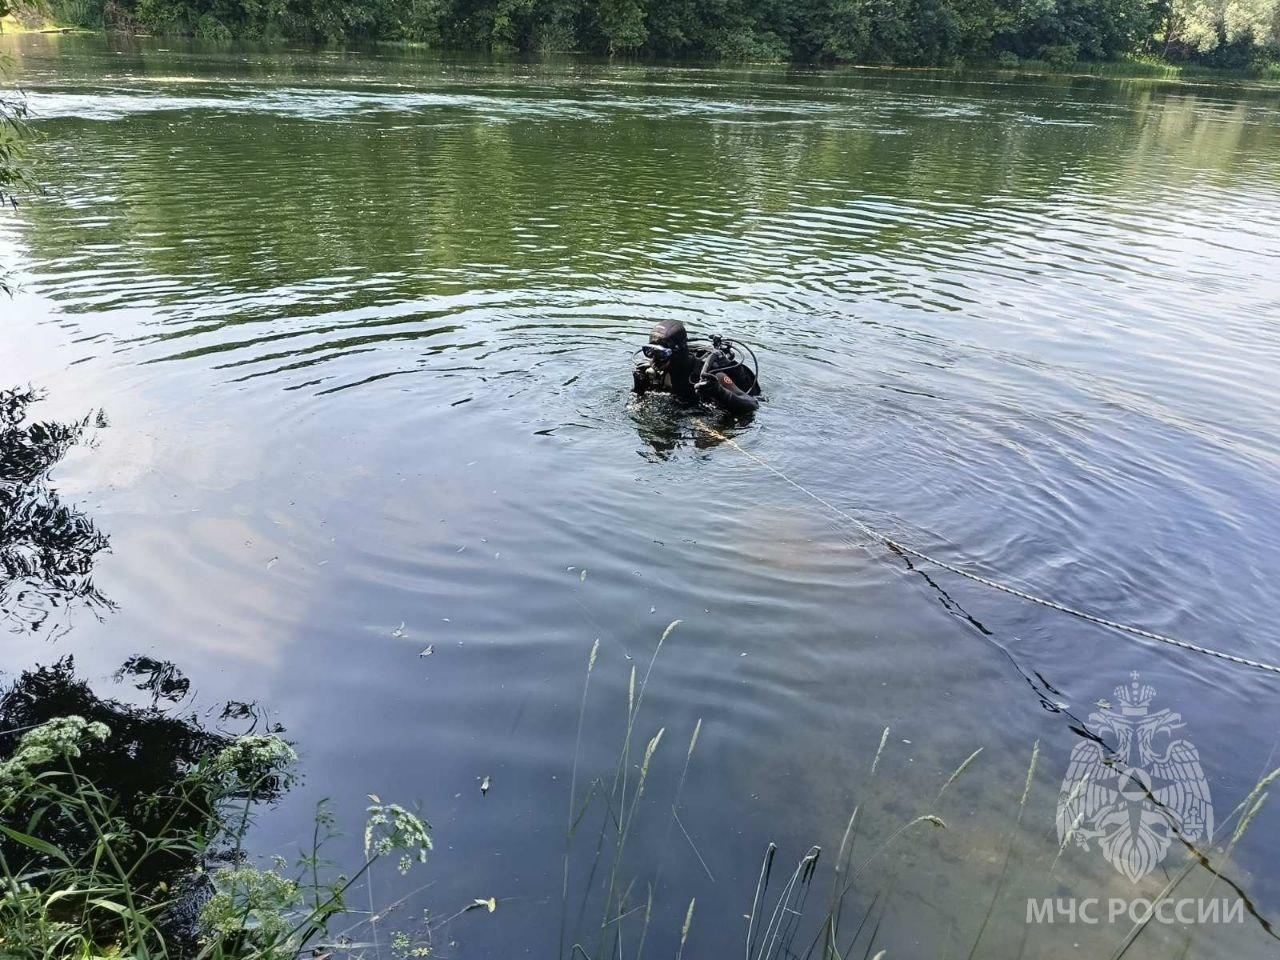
[3,33,1280,958]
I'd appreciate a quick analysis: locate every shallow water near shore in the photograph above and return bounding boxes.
[3,33,1280,957]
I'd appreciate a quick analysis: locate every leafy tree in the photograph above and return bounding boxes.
[14,0,1280,80]
[1164,0,1279,54]
[596,0,647,51]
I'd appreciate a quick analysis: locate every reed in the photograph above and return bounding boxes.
[559,621,710,960]
[745,732,1008,960]
[1106,765,1280,960]
[964,740,1039,960]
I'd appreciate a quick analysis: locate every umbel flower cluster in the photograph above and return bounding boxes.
[0,715,110,804]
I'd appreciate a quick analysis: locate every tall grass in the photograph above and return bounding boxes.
[559,619,707,959]
[753,725,973,960]
[737,730,1280,960]
[1105,766,1280,960]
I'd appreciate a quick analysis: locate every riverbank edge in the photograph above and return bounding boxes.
[4,15,1280,84]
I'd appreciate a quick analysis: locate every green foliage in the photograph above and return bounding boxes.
[17,0,1277,66]
[27,0,1279,63]
[1,66,33,297]
[596,0,647,51]
[201,867,305,946]
[364,800,433,874]
[0,660,435,960]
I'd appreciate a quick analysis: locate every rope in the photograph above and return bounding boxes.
[697,422,1280,678]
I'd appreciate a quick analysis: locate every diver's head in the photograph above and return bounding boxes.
[649,320,689,352]
[644,320,689,368]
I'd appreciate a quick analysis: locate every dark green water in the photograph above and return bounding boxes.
[3,33,1280,957]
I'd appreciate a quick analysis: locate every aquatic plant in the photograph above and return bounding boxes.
[555,619,713,959]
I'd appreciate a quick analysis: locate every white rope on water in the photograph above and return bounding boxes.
[697,421,1280,678]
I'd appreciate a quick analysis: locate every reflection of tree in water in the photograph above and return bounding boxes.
[0,386,112,634]
[0,657,287,950]
[116,654,193,705]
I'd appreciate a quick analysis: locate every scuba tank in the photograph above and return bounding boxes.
[694,335,760,415]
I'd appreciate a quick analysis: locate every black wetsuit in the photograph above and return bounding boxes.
[632,345,761,414]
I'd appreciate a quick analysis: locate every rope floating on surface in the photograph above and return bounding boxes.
[697,422,1280,678]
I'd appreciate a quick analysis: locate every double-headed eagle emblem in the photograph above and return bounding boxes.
[1056,672,1213,884]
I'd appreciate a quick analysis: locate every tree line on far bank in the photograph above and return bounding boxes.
[19,0,1280,72]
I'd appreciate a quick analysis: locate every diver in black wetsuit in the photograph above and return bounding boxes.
[631,320,761,415]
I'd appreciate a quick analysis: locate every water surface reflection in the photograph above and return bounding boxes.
[2,34,1280,958]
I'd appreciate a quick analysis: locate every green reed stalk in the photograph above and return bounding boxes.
[676,898,696,960]
[1107,766,1280,960]
[744,842,777,960]
[934,748,983,805]
[561,639,601,959]
[965,740,1038,960]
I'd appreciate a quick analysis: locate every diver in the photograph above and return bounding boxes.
[631,320,761,415]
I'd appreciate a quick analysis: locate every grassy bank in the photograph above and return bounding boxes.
[998,53,1280,81]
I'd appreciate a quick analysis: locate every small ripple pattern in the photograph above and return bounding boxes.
[5,35,1280,958]
[5,37,1279,665]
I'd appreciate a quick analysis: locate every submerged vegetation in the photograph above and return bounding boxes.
[8,0,1278,71]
